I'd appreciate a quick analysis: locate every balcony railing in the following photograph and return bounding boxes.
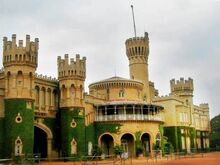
[95,114,163,122]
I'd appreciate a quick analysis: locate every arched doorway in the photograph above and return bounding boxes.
[141,133,151,155]
[100,134,114,155]
[34,126,47,158]
[121,133,134,157]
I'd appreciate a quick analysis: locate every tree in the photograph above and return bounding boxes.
[210,114,220,150]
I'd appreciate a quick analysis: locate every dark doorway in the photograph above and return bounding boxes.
[100,134,114,155]
[34,126,47,158]
[141,133,150,155]
[121,133,134,157]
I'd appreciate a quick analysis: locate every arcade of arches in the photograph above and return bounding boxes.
[99,133,151,156]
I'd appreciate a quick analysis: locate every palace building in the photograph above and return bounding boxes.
[0,33,210,158]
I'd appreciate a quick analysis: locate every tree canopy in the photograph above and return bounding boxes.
[210,114,220,149]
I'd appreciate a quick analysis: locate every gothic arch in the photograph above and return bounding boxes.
[98,132,115,146]
[34,122,53,139]
[34,121,53,158]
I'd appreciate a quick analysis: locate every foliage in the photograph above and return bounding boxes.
[136,145,144,156]
[164,142,174,154]
[210,114,220,149]
[164,126,196,152]
[135,131,144,156]
[92,145,103,156]
[61,108,86,157]
[4,99,34,158]
[114,144,123,155]
[95,123,121,140]
[153,140,161,150]
[0,118,4,158]
[44,118,60,150]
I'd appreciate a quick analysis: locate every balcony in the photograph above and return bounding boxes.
[95,114,163,122]
[95,102,164,122]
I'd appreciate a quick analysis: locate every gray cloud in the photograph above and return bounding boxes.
[0,0,219,118]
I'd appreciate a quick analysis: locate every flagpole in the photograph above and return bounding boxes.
[131,5,137,37]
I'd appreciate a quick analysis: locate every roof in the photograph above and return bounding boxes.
[91,76,142,84]
[88,76,143,89]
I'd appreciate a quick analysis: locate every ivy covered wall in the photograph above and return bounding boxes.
[60,108,85,157]
[94,123,121,141]
[164,126,195,152]
[0,118,4,158]
[164,127,179,151]
[85,123,95,155]
[4,99,34,158]
[43,117,60,152]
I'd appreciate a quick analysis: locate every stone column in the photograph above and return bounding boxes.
[114,105,117,120]
[38,87,42,111]
[47,138,52,159]
[141,105,143,120]
[133,105,135,120]
[124,105,126,120]
[96,106,99,121]
[45,89,48,112]
[105,106,107,121]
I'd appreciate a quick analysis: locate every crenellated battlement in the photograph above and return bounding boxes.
[170,77,194,95]
[125,32,149,61]
[57,54,86,80]
[35,73,58,82]
[199,103,209,110]
[3,34,38,68]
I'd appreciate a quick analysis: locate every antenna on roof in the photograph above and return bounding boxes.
[131,5,137,37]
[114,66,117,77]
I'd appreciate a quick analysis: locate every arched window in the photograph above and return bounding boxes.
[47,88,51,106]
[41,87,46,108]
[15,54,18,61]
[35,86,40,107]
[53,90,57,108]
[17,71,23,86]
[61,85,67,99]
[70,84,75,97]
[71,138,77,155]
[119,89,125,98]
[19,54,22,61]
[80,85,83,99]
[15,137,23,156]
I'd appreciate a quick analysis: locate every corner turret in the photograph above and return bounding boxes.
[170,77,194,105]
[57,54,86,81]
[58,54,86,108]
[170,77,193,96]
[3,34,38,68]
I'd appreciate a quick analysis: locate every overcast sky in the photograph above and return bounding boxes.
[0,0,219,118]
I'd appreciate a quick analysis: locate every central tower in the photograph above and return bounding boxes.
[125,32,150,102]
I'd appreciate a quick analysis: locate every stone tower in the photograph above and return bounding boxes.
[125,32,150,102]
[170,77,194,105]
[57,54,86,156]
[3,34,38,157]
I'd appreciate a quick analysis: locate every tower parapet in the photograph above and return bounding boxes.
[170,77,194,96]
[125,32,149,63]
[57,54,86,81]
[199,103,209,110]
[3,34,38,68]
